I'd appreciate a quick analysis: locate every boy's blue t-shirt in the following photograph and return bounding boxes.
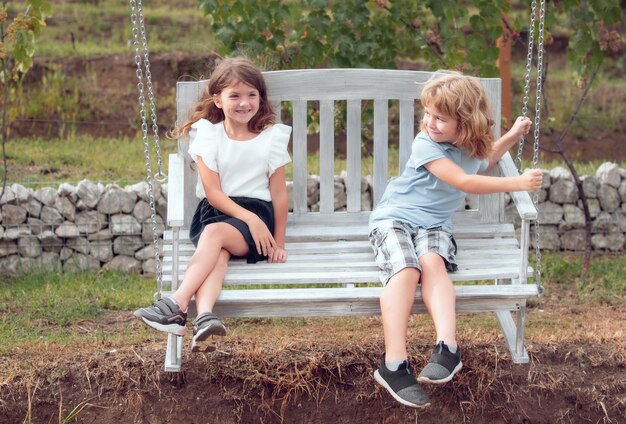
[368,131,489,232]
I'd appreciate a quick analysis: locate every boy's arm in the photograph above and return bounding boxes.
[426,157,542,194]
[486,116,532,170]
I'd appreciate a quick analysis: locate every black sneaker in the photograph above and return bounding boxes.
[373,354,431,408]
[418,341,463,384]
[191,312,227,352]
[133,297,187,336]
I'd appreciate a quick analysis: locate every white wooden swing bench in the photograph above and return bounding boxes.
[162,69,539,372]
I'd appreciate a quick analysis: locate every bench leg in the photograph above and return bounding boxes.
[164,333,183,372]
[495,305,530,364]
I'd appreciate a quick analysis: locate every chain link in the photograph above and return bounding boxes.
[130,0,163,298]
[531,0,546,295]
[515,0,537,169]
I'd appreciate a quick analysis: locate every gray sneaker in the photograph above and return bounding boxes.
[191,312,227,352]
[418,341,463,384]
[133,297,187,336]
[373,354,430,408]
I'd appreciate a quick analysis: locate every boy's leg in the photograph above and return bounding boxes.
[417,252,462,383]
[380,268,420,361]
[374,267,430,408]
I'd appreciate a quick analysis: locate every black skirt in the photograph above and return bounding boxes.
[189,196,275,264]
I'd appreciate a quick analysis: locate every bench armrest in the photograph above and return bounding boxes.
[167,153,185,227]
[498,152,538,220]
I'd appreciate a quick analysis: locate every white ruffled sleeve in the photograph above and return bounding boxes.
[187,119,218,172]
[268,123,292,176]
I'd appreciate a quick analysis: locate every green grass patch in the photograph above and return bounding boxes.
[29,0,217,57]
[0,270,155,355]
[2,135,177,186]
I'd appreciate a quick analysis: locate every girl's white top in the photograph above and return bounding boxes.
[188,119,292,202]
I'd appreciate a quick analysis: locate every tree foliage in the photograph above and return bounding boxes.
[198,0,623,82]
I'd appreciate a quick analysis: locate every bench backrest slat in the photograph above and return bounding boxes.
[176,69,503,228]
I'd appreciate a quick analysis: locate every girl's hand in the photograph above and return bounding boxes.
[267,246,287,263]
[520,169,543,191]
[245,215,276,257]
[508,116,532,139]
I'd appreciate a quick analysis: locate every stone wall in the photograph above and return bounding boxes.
[0,162,624,276]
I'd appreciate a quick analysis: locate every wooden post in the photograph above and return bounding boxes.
[498,17,512,127]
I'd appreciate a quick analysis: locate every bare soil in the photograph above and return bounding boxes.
[1,293,625,423]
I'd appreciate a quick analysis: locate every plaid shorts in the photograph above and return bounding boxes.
[368,220,458,285]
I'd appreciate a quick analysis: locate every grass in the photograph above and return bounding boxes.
[17,0,217,58]
[0,253,623,357]
[0,270,155,355]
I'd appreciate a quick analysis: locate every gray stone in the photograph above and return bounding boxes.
[90,240,113,262]
[549,166,572,182]
[57,182,77,201]
[579,199,601,218]
[592,212,617,232]
[135,244,159,261]
[591,231,625,252]
[18,235,42,258]
[0,187,16,205]
[596,162,621,188]
[4,226,31,240]
[307,176,320,207]
[40,205,64,225]
[538,202,563,225]
[597,184,620,212]
[548,179,578,204]
[55,222,81,238]
[113,235,144,255]
[334,177,346,211]
[562,204,585,229]
[0,241,17,257]
[75,210,107,234]
[76,179,102,208]
[142,258,156,275]
[1,204,27,225]
[39,230,63,252]
[560,230,586,251]
[59,247,73,261]
[104,255,141,274]
[11,183,32,203]
[67,237,90,255]
[25,198,43,218]
[0,255,21,275]
[34,187,57,206]
[142,215,165,242]
[111,214,142,235]
[580,175,598,199]
[133,200,152,221]
[533,225,559,251]
[98,189,137,214]
[63,253,100,273]
[87,229,113,241]
[37,252,61,272]
[156,196,167,222]
[54,196,76,221]
[620,180,626,203]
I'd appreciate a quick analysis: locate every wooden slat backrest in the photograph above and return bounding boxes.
[175,69,503,228]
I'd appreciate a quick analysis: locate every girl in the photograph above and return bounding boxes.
[368,72,542,408]
[134,58,291,352]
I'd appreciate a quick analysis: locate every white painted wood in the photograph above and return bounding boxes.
[346,99,362,212]
[164,69,539,371]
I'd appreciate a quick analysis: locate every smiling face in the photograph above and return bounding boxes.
[213,80,260,130]
[422,106,459,144]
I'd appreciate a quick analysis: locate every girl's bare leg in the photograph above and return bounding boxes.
[172,223,248,311]
[194,248,230,315]
[419,252,457,346]
[380,267,420,362]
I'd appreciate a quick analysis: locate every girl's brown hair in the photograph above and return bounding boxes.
[420,72,495,159]
[175,57,275,136]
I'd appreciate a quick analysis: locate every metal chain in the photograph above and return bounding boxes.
[531,0,546,295]
[515,0,537,169]
[130,0,163,298]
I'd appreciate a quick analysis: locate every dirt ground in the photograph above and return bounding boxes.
[1,292,625,424]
